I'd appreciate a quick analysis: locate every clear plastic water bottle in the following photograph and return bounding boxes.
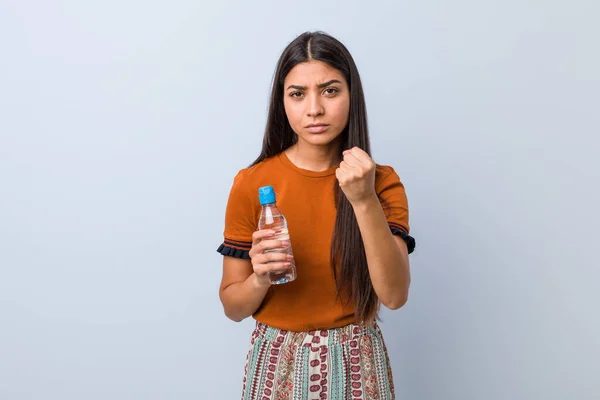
[258,186,297,285]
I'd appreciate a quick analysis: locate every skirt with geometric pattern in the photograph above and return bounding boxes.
[241,321,395,400]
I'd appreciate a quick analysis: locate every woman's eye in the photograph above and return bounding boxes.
[324,88,338,95]
[290,92,303,98]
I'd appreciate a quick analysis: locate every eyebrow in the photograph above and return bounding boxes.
[286,79,343,90]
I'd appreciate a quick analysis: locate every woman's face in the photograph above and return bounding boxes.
[283,60,350,148]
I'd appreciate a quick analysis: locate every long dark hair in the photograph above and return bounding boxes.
[251,31,377,322]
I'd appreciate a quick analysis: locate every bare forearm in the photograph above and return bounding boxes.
[352,194,411,309]
[220,274,270,322]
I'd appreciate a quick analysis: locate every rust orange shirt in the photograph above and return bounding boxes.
[217,151,414,331]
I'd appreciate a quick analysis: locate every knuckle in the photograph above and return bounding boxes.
[270,262,285,270]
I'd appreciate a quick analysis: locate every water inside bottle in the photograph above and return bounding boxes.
[264,228,297,284]
[259,208,297,284]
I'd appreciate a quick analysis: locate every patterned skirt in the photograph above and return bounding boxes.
[241,321,395,400]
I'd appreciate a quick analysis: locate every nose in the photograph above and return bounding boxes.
[306,93,324,117]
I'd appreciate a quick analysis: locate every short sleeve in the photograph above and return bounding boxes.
[376,166,416,254]
[216,170,258,259]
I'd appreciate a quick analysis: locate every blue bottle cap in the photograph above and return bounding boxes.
[258,186,276,205]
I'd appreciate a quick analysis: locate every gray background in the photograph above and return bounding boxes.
[1,0,598,399]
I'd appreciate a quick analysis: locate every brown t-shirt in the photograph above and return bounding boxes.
[217,151,415,331]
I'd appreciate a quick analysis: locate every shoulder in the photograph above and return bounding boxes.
[374,164,402,191]
[229,155,281,194]
[375,164,397,178]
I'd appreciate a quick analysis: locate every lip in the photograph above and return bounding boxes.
[305,123,329,133]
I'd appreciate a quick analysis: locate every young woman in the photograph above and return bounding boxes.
[217,31,416,400]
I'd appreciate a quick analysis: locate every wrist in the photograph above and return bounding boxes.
[250,272,271,291]
[350,192,379,212]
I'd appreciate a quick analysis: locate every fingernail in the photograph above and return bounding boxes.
[281,241,290,247]
[284,262,291,266]
[287,254,294,259]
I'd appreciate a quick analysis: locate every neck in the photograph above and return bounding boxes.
[284,139,342,172]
